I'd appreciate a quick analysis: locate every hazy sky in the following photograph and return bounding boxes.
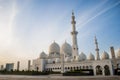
[0,0,120,70]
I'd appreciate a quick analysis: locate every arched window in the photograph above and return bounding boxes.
[89,65,93,69]
[74,67,76,70]
[86,66,88,69]
[79,66,81,69]
[36,67,39,71]
[77,66,79,70]
[104,65,110,75]
[53,61,55,64]
[68,67,69,69]
[83,66,85,69]
[65,67,67,69]
[74,56,76,59]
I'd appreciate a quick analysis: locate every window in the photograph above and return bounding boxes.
[74,56,76,59]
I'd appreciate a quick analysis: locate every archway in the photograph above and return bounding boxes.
[53,61,55,64]
[104,65,110,75]
[70,67,72,71]
[36,67,39,71]
[86,66,88,69]
[96,65,102,75]
[77,66,79,70]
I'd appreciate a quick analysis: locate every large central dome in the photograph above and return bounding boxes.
[49,41,60,54]
[60,41,72,57]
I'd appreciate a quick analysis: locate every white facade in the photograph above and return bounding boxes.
[31,12,120,76]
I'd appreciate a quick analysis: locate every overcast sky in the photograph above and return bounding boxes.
[0,0,120,70]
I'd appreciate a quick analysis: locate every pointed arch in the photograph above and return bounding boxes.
[104,65,110,75]
[96,65,102,75]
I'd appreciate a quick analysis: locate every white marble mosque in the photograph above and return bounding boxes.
[30,12,120,76]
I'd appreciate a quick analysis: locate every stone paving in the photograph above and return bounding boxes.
[0,75,120,80]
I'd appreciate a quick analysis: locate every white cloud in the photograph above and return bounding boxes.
[0,0,21,67]
[76,0,120,30]
[0,6,2,9]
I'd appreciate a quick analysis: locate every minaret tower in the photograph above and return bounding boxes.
[17,61,20,71]
[71,11,79,59]
[94,36,100,60]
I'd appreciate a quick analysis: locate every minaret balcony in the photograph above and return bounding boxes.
[71,31,78,35]
[95,48,99,51]
[71,21,76,24]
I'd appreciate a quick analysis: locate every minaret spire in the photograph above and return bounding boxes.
[94,36,100,60]
[72,10,74,16]
[71,11,79,60]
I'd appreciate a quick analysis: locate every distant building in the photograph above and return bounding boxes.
[28,60,31,71]
[6,63,14,71]
[0,65,4,70]
[17,61,20,71]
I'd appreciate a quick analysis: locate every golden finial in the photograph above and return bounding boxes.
[72,10,74,16]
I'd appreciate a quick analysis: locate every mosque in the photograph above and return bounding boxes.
[30,12,120,76]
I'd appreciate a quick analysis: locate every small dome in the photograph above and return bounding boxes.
[117,49,120,58]
[87,53,95,60]
[49,41,60,54]
[79,52,86,60]
[65,57,71,62]
[60,41,72,56]
[39,51,47,59]
[55,58,60,63]
[101,51,109,60]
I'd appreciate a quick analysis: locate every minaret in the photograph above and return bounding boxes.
[28,60,31,71]
[94,36,100,60]
[110,46,115,59]
[71,11,79,59]
[17,61,20,71]
[110,46,117,69]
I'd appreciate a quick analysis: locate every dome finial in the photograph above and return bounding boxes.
[94,35,97,42]
[72,10,74,16]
